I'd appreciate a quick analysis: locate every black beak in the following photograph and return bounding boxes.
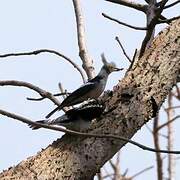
[114,67,123,71]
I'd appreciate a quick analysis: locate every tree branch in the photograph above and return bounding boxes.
[130,166,154,179]
[153,115,163,180]
[0,80,61,106]
[0,49,86,83]
[58,82,68,100]
[1,108,180,154]
[102,13,147,30]
[158,16,180,24]
[72,0,95,79]
[139,0,169,57]
[167,93,176,180]
[115,36,132,62]
[105,0,148,13]
[0,19,179,179]
[58,82,71,111]
[164,106,180,111]
[155,115,180,132]
[163,0,180,9]
[27,92,71,101]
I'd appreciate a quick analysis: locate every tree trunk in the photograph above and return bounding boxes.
[0,19,179,180]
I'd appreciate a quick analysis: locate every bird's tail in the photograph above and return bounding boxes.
[45,106,61,118]
[28,120,46,130]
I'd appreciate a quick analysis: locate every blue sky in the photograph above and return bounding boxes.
[0,0,179,179]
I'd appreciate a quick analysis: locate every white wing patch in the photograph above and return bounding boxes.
[79,82,94,88]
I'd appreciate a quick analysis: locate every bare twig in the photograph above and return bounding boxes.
[146,124,153,134]
[109,160,116,169]
[102,13,147,30]
[126,49,138,73]
[130,166,154,179]
[132,49,138,63]
[115,151,121,170]
[27,92,71,101]
[105,0,148,13]
[167,94,175,180]
[163,0,180,9]
[115,36,132,62]
[153,115,163,180]
[164,106,180,111]
[122,168,129,177]
[155,115,180,132]
[139,0,168,57]
[58,82,71,111]
[58,83,67,100]
[1,108,180,154]
[0,49,86,83]
[72,0,95,79]
[0,80,61,106]
[102,174,114,179]
[146,123,170,139]
[109,159,121,179]
[158,15,171,25]
[139,0,157,57]
[158,16,180,24]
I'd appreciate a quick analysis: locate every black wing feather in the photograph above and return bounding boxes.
[46,77,103,118]
[60,82,97,107]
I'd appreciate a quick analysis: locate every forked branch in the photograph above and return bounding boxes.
[0,80,61,106]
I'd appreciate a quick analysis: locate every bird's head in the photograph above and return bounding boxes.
[101,53,123,74]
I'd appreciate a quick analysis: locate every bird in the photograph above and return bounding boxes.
[45,53,123,118]
[29,101,105,131]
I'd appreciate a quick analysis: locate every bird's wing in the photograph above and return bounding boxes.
[76,105,105,121]
[50,114,70,124]
[65,103,105,121]
[45,106,59,118]
[60,82,97,107]
[45,82,97,119]
[28,119,52,130]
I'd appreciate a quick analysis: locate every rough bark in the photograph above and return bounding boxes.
[0,19,180,180]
